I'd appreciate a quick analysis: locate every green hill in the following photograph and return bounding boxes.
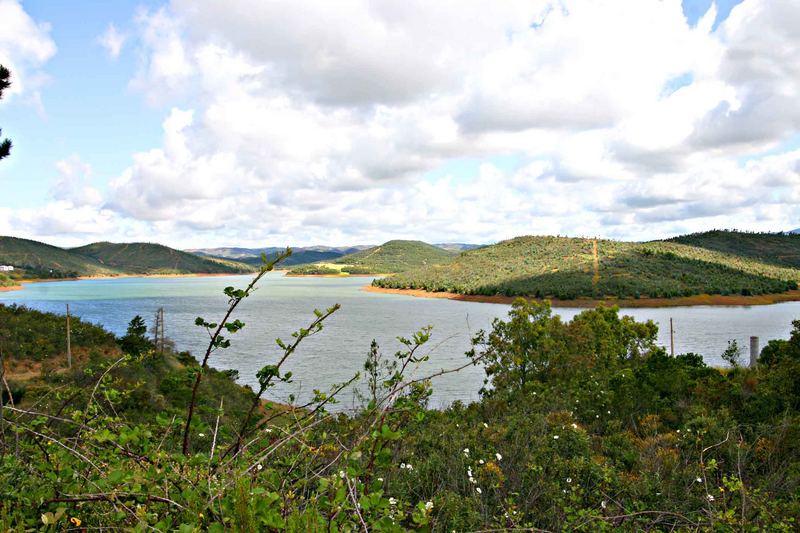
[374,234,800,300]
[669,230,800,269]
[0,236,120,279]
[289,240,455,275]
[71,242,253,275]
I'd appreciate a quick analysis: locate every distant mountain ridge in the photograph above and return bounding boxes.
[188,243,479,267]
[288,240,457,275]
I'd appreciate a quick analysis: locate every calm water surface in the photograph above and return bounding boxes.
[3,273,799,408]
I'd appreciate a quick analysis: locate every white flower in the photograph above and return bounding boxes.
[478,459,484,465]
[256,464,263,471]
[389,497,397,506]
[706,494,715,502]
[596,414,600,418]
[463,448,470,456]
[476,487,482,494]
[553,435,559,440]
[571,423,578,429]
[696,477,703,483]
[425,501,434,511]
[198,433,205,437]
[377,477,384,482]
[607,410,611,414]
[339,470,346,479]
[601,500,607,509]
[406,464,413,470]
[400,463,406,469]
[566,477,572,483]
[495,453,502,461]
[483,423,489,428]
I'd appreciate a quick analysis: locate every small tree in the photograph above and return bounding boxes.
[722,339,742,368]
[118,315,153,357]
[0,65,11,160]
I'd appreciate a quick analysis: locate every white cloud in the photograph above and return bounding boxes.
[0,0,56,101]
[51,155,103,206]
[12,0,800,247]
[98,23,126,60]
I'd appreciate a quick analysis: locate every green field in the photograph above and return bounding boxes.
[289,239,456,275]
[374,232,800,299]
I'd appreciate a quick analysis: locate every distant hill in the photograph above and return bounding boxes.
[188,245,374,267]
[374,233,800,300]
[0,236,120,279]
[187,247,285,259]
[290,240,456,275]
[71,242,252,275]
[435,243,484,252]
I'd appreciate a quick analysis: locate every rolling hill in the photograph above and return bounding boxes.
[0,236,120,279]
[0,236,255,285]
[70,242,252,275]
[289,240,456,275]
[373,233,800,300]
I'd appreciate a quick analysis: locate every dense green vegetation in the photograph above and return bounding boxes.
[0,237,254,284]
[71,242,252,275]
[0,236,120,280]
[290,240,455,275]
[669,230,800,269]
[1,267,799,531]
[374,234,800,300]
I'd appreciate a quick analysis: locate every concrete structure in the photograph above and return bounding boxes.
[750,336,760,367]
[0,265,14,272]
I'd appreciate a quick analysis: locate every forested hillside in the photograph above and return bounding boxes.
[374,233,800,300]
[0,236,120,279]
[669,230,800,268]
[72,242,252,274]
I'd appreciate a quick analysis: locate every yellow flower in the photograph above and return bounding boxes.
[70,517,82,526]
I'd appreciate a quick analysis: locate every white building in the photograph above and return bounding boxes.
[0,265,14,272]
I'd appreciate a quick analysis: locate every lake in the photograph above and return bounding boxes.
[2,273,799,408]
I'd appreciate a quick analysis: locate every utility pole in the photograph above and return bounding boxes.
[66,304,72,369]
[669,318,674,357]
[160,307,165,355]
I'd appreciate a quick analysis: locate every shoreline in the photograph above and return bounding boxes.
[0,285,23,292]
[0,272,250,293]
[363,285,800,308]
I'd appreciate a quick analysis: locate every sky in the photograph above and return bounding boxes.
[0,0,798,249]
